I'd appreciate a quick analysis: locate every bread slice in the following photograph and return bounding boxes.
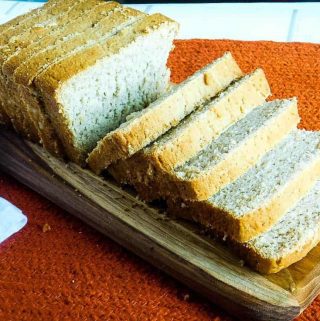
[87,52,243,174]
[109,68,271,185]
[31,14,178,164]
[131,98,301,202]
[241,180,320,273]
[5,1,123,155]
[168,129,320,243]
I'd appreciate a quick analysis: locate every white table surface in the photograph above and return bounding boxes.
[0,1,319,42]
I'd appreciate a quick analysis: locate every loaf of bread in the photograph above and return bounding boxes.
[2,1,320,274]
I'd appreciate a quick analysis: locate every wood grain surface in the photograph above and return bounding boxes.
[1,127,320,321]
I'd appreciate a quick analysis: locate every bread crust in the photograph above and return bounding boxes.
[87,52,243,173]
[0,0,83,144]
[147,69,271,172]
[3,0,109,78]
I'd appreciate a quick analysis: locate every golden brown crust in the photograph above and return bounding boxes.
[13,1,122,86]
[2,0,108,78]
[35,14,177,95]
[0,0,85,143]
[19,86,64,156]
[0,0,60,42]
[0,77,38,140]
[87,52,243,173]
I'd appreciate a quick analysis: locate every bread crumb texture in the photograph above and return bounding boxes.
[1,39,320,321]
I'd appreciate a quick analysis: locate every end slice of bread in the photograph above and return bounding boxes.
[34,13,178,164]
[109,68,271,185]
[168,129,320,243]
[131,98,301,201]
[241,180,320,273]
[87,52,243,174]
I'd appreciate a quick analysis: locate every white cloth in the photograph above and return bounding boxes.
[0,197,27,243]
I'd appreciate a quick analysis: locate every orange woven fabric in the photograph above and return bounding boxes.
[1,39,320,321]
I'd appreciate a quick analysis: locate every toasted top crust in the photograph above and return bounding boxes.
[0,0,78,49]
[2,0,111,77]
[14,5,143,87]
[0,0,57,34]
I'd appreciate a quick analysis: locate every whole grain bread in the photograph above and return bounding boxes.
[87,52,243,174]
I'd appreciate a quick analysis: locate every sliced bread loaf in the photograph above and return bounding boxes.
[168,129,320,242]
[241,180,320,273]
[131,98,301,201]
[87,52,243,174]
[32,13,178,164]
[109,69,271,185]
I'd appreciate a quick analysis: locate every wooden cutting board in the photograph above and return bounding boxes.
[1,127,320,321]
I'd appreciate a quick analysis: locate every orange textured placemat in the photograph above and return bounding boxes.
[1,39,320,321]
